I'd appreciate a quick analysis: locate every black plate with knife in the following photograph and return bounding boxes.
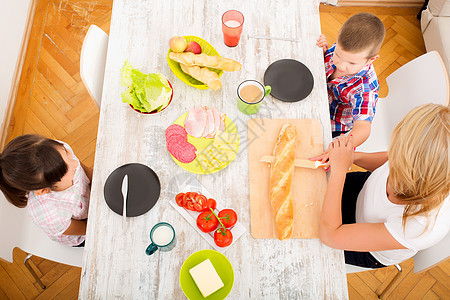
[104,163,161,217]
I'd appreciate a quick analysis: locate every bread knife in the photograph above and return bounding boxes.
[260,155,326,169]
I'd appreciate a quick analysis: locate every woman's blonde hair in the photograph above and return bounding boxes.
[388,103,449,229]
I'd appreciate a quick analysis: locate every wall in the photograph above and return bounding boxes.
[0,0,33,135]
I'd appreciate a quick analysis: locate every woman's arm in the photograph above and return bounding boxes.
[353,151,388,172]
[62,219,87,235]
[319,136,406,251]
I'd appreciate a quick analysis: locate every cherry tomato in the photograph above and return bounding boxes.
[214,228,233,247]
[204,198,217,211]
[196,211,219,233]
[175,193,185,207]
[218,209,237,228]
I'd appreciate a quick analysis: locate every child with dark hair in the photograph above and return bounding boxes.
[0,134,92,247]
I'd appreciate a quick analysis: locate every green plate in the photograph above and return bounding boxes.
[170,112,239,174]
[180,250,234,300]
[167,36,224,89]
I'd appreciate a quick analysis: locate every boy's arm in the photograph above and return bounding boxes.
[348,120,371,147]
[316,34,328,54]
[353,151,388,172]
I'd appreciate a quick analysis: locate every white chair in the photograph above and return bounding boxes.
[346,231,450,299]
[357,51,449,153]
[0,197,83,289]
[80,24,109,108]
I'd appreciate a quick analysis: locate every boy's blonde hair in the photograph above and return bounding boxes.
[337,12,385,58]
[388,103,449,228]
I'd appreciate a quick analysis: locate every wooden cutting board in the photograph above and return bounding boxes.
[248,119,327,239]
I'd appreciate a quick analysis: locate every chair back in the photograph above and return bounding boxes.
[0,195,83,267]
[80,25,109,108]
[357,51,449,153]
[413,231,450,273]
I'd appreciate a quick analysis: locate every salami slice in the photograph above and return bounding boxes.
[166,124,197,164]
[173,143,197,163]
[166,124,187,139]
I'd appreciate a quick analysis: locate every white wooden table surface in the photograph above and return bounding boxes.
[79,0,348,298]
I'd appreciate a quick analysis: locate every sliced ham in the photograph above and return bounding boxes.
[205,107,216,137]
[211,107,220,134]
[184,107,207,138]
[219,112,226,131]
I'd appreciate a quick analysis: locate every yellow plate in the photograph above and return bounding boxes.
[167,36,224,89]
[169,111,239,174]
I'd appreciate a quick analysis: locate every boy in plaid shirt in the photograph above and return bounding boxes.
[313,13,385,168]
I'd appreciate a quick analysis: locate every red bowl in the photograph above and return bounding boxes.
[129,80,173,114]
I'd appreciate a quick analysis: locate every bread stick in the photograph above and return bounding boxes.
[269,124,296,240]
[170,52,242,72]
[180,64,222,90]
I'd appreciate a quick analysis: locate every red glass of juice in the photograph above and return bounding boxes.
[222,10,244,47]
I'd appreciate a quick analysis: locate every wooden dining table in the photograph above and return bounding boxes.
[79,0,349,298]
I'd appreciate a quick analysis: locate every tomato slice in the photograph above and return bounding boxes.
[185,200,195,211]
[175,193,185,207]
[189,192,198,201]
[193,203,203,212]
[196,194,207,208]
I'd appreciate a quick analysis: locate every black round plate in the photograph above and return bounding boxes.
[263,59,314,102]
[104,163,161,217]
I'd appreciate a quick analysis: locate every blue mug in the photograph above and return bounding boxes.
[145,222,176,255]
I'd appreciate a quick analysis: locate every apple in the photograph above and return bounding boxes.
[185,41,202,54]
[169,36,187,53]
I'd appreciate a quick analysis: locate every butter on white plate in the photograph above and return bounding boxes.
[189,259,224,298]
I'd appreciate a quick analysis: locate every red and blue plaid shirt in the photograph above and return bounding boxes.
[324,44,379,132]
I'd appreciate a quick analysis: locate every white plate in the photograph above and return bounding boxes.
[168,174,246,253]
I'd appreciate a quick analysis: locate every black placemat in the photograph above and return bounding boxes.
[264,59,314,102]
[104,163,160,217]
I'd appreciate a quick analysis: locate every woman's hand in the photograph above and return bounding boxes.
[309,143,332,170]
[316,34,329,54]
[328,134,354,173]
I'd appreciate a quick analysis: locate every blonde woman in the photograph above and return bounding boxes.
[318,103,449,268]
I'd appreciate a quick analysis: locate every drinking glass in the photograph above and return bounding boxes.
[222,10,244,47]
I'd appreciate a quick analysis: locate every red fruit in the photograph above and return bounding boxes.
[204,198,217,211]
[196,211,219,233]
[214,228,233,247]
[185,41,202,54]
[218,209,237,228]
[175,193,185,206]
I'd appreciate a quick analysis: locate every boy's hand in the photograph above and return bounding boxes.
[316,34,329,54]
[328,134,355,174]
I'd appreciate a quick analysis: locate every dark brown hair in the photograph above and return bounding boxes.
[337,12,385,58]
[0,134,68,208]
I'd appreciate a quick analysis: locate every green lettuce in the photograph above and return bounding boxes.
[120,60,172,113]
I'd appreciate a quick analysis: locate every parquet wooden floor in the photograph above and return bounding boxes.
[1,2,448,299]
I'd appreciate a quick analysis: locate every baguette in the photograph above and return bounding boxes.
[269,124,296,240]
[170,52,242,72]
[180,64,222,90]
